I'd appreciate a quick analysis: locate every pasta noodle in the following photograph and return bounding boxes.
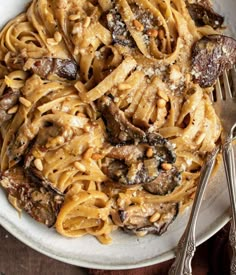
[0,0,224,244]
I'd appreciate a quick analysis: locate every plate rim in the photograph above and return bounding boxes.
[0,209,230,270]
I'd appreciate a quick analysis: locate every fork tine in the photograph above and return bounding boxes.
[215,77,223,100]
[223,70,233,99]
[231,66,236,97]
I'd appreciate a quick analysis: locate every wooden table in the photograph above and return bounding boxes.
[0,226,88,275]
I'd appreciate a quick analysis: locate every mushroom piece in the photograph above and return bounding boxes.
[143,166,181,195]
[29,57,78,80]
[104,132,176,186]
[118,201,179,236]
[106,9,135,47]
[0,167,64,227]
[97,96,146,144]
[187,3,224,29]
[0,88,20,124]
[192,35,236,88]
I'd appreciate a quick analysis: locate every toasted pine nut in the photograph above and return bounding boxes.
[83,17,91,28]
[147,29,158,37]
[7,105,18,114]
[69,14,81,21]
[149,212,161,223]
[157,98,166,108]
[161,163,172,171]
[34,158,43,171]
[118,83,132,90]
[84,125,91,132]
[195,132,206,145]
[19,97,31,108]
[83,147,94,159]
[46,38,58,46]
[74,47,80,55]
[146,148,154,158]
[74,161,86,172]
[54,31,62,43]
[77,112,87,118]
[107,13,113,22]
[136,231,147,237]
[133,19,144,32]
[92,153,103,160]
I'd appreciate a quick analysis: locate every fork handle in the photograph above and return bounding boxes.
[168,147,219,275]
[222,137,236,275]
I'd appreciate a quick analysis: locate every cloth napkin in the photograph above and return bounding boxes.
[88,223,231,275]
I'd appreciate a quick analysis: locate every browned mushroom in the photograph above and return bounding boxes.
[0,88,20,124]
[104,133,177,186]
[143,166,181,195]
[192,35,236,88]
[187,3,224,29]
[118,201,179,236]
[97,96,146,144]
[29,58,78,80]
[99,96,179,189]
[0,166,64,227]
[106,9,135,47]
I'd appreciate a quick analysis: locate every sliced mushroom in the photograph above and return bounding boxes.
[187,3,224,29]
[118,201,179,236]
[143,166,181,195]
[106,10,135,47]
[29,58,78,80]
[97,96,146,144]
[0,88,20,124]
[104,132,176,186]
[0,167,64,227]
[192,35,236,88]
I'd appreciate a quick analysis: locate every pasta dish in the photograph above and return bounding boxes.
[0,0,235,244]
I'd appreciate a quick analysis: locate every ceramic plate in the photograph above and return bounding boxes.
[0,0,235,270]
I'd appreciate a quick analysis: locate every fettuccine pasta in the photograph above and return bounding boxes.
[0,0,224,244]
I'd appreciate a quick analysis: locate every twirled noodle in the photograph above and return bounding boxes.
[0,0,223,244]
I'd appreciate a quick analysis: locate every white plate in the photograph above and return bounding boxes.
[0,0,235,270]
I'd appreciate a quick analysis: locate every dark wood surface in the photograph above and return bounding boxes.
[0,226,88,275]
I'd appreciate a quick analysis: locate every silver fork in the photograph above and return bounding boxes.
[213,69,236,275]
[168,146,219,275]
[169,69,236,275]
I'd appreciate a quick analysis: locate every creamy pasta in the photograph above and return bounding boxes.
[0,0,225,244]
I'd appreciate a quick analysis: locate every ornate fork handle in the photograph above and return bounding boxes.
[222,130,236,275]
[169,146,219,275]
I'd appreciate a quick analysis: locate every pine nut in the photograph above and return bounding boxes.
[46,38,58,46]
[149,212,161,223]
[146,148,154,158]
[83,147,94,159]
[19,97,31,108]
[92,153,103,160]
[54,31,62,43]
[74,161,86,172]
[157,98,166,108]
[34,158,43,171]
[107,13,113,22]
[7,105,18,114]
[161,163,172,171]
[133,19,144,32]
[83,17,91,28]
[147,29,158,37]
[77,112,87,118]
[136,231,147,237]
[69,14,81,21]
[118,83,132,90]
